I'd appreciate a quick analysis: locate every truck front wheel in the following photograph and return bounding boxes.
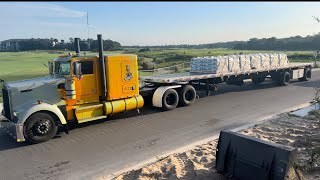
[24,112,58,144]
[162,89,179,111]
[179,85,196,106]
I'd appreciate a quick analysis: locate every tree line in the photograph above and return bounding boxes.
[15,38,122,51]
[124,33,320,51]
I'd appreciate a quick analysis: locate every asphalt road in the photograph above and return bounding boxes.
[0,71,320,180]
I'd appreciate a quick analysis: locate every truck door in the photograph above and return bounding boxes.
[73,60,99,103]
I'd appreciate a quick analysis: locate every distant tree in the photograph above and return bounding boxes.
[69,37,74,43]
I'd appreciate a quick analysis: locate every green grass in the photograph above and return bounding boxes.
[0,51,63,82]
[0,49,316,103]
[0,49,315,83]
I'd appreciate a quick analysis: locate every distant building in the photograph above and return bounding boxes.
[0,39,26,52]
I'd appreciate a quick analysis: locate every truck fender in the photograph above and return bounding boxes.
[19,103,67,125]
[152,85,182,108]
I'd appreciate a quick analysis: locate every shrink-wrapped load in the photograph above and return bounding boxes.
[227,55,240,73]
[278,54,289,67]
[249,54,262,70]
[238,55,251,72]
[190,53,290,74]
[269,53,280,68]
[190,56,228,74]
[260,53,270,69]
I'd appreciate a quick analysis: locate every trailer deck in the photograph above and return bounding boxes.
[140,62,312,83]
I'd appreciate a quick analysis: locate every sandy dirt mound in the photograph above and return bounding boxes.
[114,112,320,180]
[114,140,227,180]
[239,113,320,180]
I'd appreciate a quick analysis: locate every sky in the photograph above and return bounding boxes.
[0,1,320,46]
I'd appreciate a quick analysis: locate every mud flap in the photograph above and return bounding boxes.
[215,130,297,180]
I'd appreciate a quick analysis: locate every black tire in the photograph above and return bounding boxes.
[252,76,265,85]
[24,112,58,144]
[179,85,196,106]
[162,89,179,111]
[302,68,312,81]
[278,71,291,86]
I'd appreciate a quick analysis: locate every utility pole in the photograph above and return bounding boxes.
[312,16,319,67]
[87,12,90,51]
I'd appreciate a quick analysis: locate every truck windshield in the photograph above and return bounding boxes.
[54,62,70,75]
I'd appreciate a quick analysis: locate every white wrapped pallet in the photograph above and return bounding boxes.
[249,54,262,70]
[269,54,280,68]
[190,56,228,74]
[238,55,251,72]
[227,55,240,73]
[191,57,216,74]
[260,53,270,69]
[215,56,229,74]
[278,54,289,67]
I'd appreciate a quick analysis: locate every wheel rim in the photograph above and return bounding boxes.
[166,93,177,106]
[185,90,195,102]
[28,119,52,137]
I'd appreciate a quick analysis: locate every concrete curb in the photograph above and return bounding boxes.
[105,101,312,180]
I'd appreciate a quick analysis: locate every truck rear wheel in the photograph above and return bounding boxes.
[278,71,291,86]
[162,89,179,111]
[24,112,58,144]
[179,85,196,106]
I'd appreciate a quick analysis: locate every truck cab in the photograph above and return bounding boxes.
[1,35,144,144]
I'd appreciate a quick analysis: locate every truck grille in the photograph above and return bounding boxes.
[2,88,12,120]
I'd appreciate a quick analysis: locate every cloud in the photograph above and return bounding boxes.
[0,2,86,18]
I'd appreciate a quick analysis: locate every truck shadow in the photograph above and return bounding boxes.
[0,132,30,151]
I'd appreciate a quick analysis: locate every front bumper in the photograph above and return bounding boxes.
[0,119,25,142]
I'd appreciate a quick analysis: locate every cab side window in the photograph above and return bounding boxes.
[81,61,93,74]
[73,61,93,75]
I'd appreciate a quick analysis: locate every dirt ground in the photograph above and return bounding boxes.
[113,112,320,180]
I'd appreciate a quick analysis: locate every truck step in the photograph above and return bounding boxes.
[77,115,107,124]
[74,103,105,123]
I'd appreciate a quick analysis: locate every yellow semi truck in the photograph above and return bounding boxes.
[0,34,313,143]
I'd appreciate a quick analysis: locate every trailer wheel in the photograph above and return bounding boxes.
[300,68,312,81]
[179,85,196,106]
[24,112,58,144]
[162,89,179,111]
[279,71,291,86]
[252,76,265,85]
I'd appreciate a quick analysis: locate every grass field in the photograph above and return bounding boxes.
[0,49,316,83]
[0,48,317,103]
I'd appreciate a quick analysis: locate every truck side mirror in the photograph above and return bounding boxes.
[75,62,83,80]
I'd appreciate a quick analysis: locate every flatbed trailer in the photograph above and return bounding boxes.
[139,62,312,111]
[0,34,314,144]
